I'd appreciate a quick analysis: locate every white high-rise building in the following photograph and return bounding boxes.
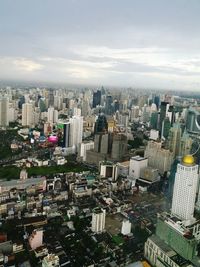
[69,116,83,148]
[47,107,58,124]
[91,208,106,233]
[22,103,33,127]
[0,97,9,127]
[47,107,54,123]
[171,155,199,223]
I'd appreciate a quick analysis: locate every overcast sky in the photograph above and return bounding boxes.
[1,0,200,90]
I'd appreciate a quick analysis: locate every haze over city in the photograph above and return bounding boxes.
[1,0,200,90]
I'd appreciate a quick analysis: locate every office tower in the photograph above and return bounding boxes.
[153,95,160,109]
[47,107,58,124]
[144,141,173,174]
[105,95,113,115]
[47,107,54,123]
[129,156,148,181]
[179,131,193,157]
[142,104,150,123]
[22,103,33,127]
[159,101,169,131]
[18,95,25,109]
[167,155,180,197]
[113,100,120,112]
[150,111,159,129]
[38,98,46,112]
[168,122,182,157]
[48,89,54,107]
[79,141,94,161]
[0,97,9,127]
[171,155,198,223]
[91,208,106,233]
[111,133,127,160]
[94,113,108,134]
[130,106,140,122]
[186,107,200,134]
[118,113,129,127]
[63,122,71,148]
[161,117,171,139]
[92,90,101,108]
[82,99,90,117]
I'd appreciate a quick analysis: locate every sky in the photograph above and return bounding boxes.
[0,0,200,90]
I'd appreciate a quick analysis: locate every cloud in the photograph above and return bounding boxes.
[13,58,43,72]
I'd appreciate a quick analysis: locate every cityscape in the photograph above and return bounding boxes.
[0,1,200,267]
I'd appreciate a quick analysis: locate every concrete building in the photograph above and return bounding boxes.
[111,133,127,160]
[186,107,200,134]
[69,116,83,149]
[91,208,106,233]
[145,156,200,267]
[29,229,43,250]
[22,103,33,127]
[129,156,148,181]
[114,161,129,180]
[149,129,159,141]
[121,220,132,235]
[42,254,59,267]
[144,141,174,174]
[168,123,182,157]
[0,97,9,127]
[140,167,160,183]
[172,155,199,223]
[78,141,94,161]
[100,161,115,178]
[47,107,58,124]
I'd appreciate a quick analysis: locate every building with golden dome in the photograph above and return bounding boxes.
[172,154,199,223]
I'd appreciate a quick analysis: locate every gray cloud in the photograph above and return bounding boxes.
[0,0,200,90]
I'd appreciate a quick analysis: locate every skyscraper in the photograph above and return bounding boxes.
[94,113,108,134]
[185,107,200,134]
[22,103,33,127]
[92,90,101,108]
[0,97,9,127]
[159,101,169,132]
[171,155,199,223]
[168,122,182,157]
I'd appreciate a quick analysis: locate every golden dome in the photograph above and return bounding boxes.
[182,155,195,165]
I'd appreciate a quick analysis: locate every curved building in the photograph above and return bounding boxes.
[186,108,200,134]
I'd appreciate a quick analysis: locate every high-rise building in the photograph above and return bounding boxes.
[91,208,106,233]
[185,107,200,134]
[145,155,200,267]
[159,101,169,132]
[179,131,193,157]
[0,97,9,127]
[48,89,54,107]
[171,155,199,223]
[63,122,71,148]
[94,113,108,134]
[69,116,83,149]
[168,122,182,157]
[105,95,113,115]
[129,156,148,181]
[161,117,171,139]
[92,90,101,108]
[144,141,173,174]
[47,107,58,124]
[22,103,33,127]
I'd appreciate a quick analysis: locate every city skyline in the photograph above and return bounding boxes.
[1,0,200,90]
